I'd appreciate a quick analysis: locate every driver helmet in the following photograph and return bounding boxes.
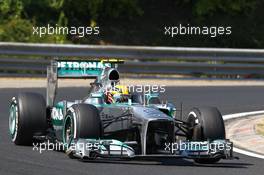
[105,85,129,103]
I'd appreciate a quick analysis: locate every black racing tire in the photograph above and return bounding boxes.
[9,93,47,145]
[187,107,225,164]
[63,104,102,150]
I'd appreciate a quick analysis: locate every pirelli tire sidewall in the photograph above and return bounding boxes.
[9,93,47,145]
[63,104,102,149]
[187,107,225,141]
[187,107,226,164]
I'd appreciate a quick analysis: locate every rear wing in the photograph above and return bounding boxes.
[46,59,123,107]
[57,60,116,78]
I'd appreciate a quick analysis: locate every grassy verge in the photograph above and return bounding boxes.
[256,119,264,136]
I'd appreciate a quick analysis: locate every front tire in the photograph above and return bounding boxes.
[9,93,47,145]
[187,107,225,164]
[63,104,102,150]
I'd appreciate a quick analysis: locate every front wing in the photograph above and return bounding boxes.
[66,139,234,160]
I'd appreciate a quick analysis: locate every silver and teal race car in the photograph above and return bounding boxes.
[9,59,234,164]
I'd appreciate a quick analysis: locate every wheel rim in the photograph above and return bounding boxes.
[9,104,17,139]
[63,115,74,149]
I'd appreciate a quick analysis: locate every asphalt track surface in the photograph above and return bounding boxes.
[1,86,264,175]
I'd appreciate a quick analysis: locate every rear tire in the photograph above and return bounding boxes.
[9,93,47,145]
[187,107,225,164]
[63,104,102,150]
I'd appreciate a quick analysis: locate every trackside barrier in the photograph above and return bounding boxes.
[1,42,264,77]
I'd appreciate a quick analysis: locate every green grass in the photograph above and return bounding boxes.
[256,119,264,136]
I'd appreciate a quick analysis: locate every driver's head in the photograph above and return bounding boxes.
[112,85,129,95]
[105,85,129,104]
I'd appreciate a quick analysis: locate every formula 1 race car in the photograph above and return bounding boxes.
[9,59,234,164]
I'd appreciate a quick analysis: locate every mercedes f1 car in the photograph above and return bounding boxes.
[9,59,234,164]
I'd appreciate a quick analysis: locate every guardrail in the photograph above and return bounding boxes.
[1,42,264,77]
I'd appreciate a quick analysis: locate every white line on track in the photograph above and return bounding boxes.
[233,147,264,159]
[223,110,264,160]
[223,110,264,120]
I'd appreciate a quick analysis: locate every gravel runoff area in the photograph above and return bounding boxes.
[226,115,264,155]
[1,77,264,88]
